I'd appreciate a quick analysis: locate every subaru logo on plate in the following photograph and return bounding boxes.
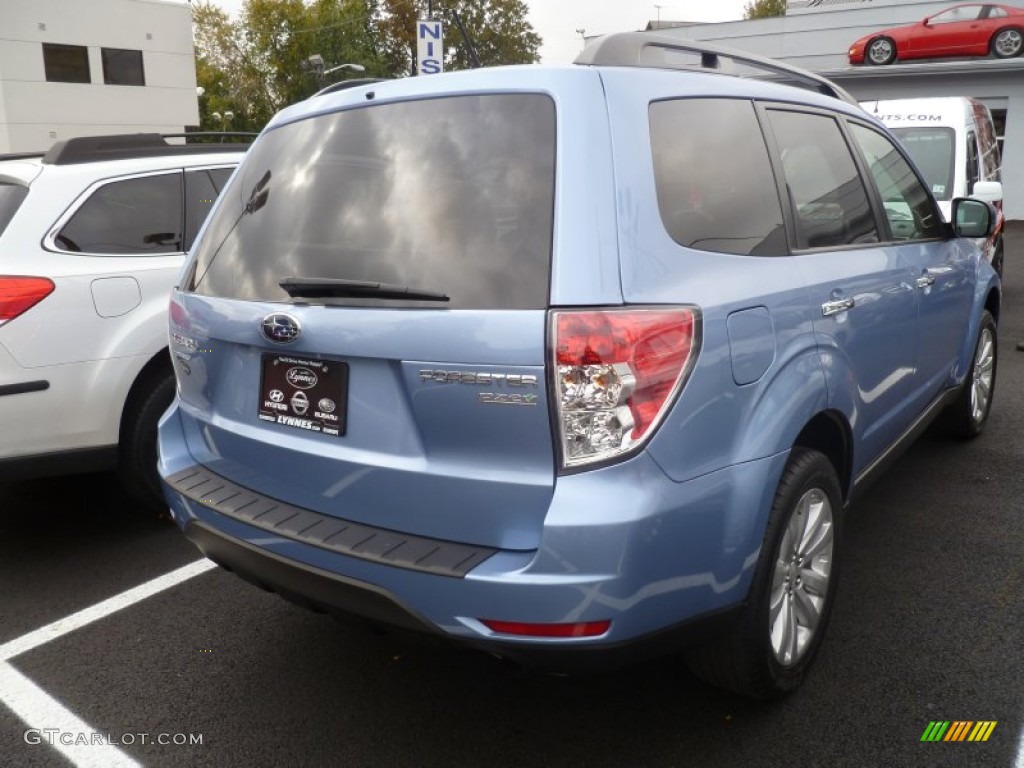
[261,313,301,344]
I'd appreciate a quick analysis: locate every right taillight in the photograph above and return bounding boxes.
[0,276,55,326]
[551,307,699,469]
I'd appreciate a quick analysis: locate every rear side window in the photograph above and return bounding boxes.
[55,173,183,254]
[850,124,945,242]
[189,94,556,309]
[650,98,786,256]
[767,110,877,249]
[184,168,233,250]
[0,183,29,236]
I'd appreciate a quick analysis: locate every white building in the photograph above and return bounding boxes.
[654,0,1024,218]
[0,0,198,153]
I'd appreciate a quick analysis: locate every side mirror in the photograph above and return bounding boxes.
[952,198,996,238]
[971,180,1003,204]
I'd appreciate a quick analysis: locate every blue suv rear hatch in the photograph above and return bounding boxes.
[170,92,558,551]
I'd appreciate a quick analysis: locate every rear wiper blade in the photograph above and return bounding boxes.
[279,277,450,302]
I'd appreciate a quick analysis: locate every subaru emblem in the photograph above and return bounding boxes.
[261,313,301,344]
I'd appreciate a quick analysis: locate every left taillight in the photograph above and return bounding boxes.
[551,307,699,469]
[0,276,55,326]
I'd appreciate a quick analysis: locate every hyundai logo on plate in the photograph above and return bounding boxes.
[261,313,301,344]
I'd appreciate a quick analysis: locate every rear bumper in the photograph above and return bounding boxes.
[184,518,743,671]
[159,403,788,663]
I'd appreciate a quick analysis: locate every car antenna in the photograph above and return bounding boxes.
[447,8,481,68]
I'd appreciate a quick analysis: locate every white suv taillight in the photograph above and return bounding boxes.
[551,307,699,469]
[0,276,55,326]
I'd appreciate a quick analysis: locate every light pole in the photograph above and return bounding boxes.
[210,110,233,132]
[323,62,365,79]
[304,55,365,84]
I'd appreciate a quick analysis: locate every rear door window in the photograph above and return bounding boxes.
[55,172,183,254]
[649,98,786,256]
[188,94,556,309]
[766,109,878,249]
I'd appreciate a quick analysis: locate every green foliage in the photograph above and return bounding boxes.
[743,0,786,19]
[378,0,540,72]
[192,0,542,131]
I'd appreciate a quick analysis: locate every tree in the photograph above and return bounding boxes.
[192,0,543,131]
[744,0,786,19]
[378,0,540,75]
[193,2,258,132]
[445,0,541,70]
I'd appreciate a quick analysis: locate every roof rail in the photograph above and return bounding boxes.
[42,132,255,166]
[574,32,859,107]
[0,151,46,163]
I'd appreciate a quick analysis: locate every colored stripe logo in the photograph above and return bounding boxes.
[921,721,997,742]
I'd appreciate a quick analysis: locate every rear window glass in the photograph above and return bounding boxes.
[189,94,556,309]
[890,127,955,201]
[650,98,786,256]
[0,183,28,236]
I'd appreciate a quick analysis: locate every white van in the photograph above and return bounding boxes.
[861,97,1005,274]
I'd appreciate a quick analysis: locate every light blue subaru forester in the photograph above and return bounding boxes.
[159,34,999,698]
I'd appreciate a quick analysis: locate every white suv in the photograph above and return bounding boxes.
[0,133,247,509]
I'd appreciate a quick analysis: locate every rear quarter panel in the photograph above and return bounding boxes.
[597,69,829,484]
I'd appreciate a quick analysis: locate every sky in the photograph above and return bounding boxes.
[532,1,750,64]
[203,1,753,65]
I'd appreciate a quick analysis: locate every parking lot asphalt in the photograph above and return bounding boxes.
[2,232,1023,768]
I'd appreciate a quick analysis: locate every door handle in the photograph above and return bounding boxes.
[916,275,936,289]
[821,297,855,317]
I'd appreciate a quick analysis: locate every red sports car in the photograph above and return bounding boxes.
[849,3,1024,65]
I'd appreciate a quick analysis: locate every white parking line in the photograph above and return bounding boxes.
[0,558,217,766]
[0,661,140,767]
[0,559,216,662]
[1015,724,1024,768]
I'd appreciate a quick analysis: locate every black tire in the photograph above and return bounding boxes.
[117,373,176,514]
[866,36,896,65]
[944,310,997,439]
[991,27,1024,58]
[686,448,842,699]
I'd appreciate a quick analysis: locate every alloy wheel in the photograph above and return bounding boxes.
[867,38,894,65]
[970,326,995,425]
[769,487,834,667]
[995,29,1023,57]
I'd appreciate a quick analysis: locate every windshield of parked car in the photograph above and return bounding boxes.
[889,127,956,201]
[188,94,556,310]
